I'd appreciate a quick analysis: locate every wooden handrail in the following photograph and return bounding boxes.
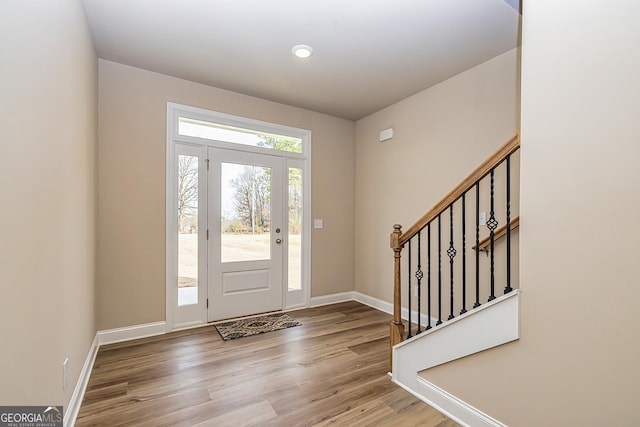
[399,133,520,247]
[390,132,520,371]
[473,216,520,252]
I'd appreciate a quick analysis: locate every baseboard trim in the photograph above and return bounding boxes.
[64,334,99,427]
[66,322,168,424]
[309,291,355,307]
[309,291,437,325]
[353,291,437,326]
[352,291,390,313]
[97,321,166,346]
[92,292,392,345]
[413,377,508,427]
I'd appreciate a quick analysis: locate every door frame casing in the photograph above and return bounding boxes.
[165,102,312,331]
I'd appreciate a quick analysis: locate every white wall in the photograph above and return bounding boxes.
[0,0,97,408]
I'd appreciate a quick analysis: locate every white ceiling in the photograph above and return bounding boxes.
[82,0,520,121]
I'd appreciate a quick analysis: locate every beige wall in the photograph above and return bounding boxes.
[97,61,355,329]
[0,0,97,408]
[421,1,640,425]
[354,49,520,302]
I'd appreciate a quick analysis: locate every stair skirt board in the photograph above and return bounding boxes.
[394,377,508,427]
[392,291,519,425]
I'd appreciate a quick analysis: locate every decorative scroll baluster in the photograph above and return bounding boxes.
[447,204,456,320]
[474,182,481,309]
[504,155,513,294]
[416,231,423,334]
[437,214,443,326]
[461,194,467,315]
[407,239,412,339]
[487,169,498,301]
[426,223,432,330]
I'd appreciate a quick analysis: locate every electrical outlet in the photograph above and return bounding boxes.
[479,212,487,226]
[414,285,419,298]
[63,358,69,390]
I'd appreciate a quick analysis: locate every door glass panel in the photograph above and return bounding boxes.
[221,163,271,263]
[288,167,302,291]
[178,155,199,306]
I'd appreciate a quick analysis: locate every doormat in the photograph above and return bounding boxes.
[214,312,301,340]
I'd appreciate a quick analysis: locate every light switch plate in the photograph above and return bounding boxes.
[314,219,323,229]
[479,212,487,226]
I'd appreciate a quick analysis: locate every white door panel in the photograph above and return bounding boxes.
[208,148,284,321]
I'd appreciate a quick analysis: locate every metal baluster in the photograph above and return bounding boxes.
[437,214,443,326]
[416,231,423,334]
[426,223,432,330]
[487,168,498,301]
[461,193,467,315]
[407,238,412,339]
[447,204,456,320]
[474,182,481,309]
[504,155,513,294]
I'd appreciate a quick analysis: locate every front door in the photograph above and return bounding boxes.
[208,148,284,321]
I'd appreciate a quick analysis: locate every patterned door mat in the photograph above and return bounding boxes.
[214,312,301,340]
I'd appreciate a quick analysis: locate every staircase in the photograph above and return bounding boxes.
[389,133,520,426]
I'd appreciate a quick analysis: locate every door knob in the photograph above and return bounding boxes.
[276,238,282,244]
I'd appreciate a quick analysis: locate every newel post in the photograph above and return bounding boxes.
[389,224,405,372]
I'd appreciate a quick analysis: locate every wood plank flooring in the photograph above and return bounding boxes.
[76,302,460,426]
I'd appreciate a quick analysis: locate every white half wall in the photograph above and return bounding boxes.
[393,291,519,392]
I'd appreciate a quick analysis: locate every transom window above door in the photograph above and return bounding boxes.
[178,117,303,154]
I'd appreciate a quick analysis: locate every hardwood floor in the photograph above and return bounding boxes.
[76,302,460,426]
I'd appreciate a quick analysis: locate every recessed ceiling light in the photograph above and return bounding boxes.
[292,44,313,59]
